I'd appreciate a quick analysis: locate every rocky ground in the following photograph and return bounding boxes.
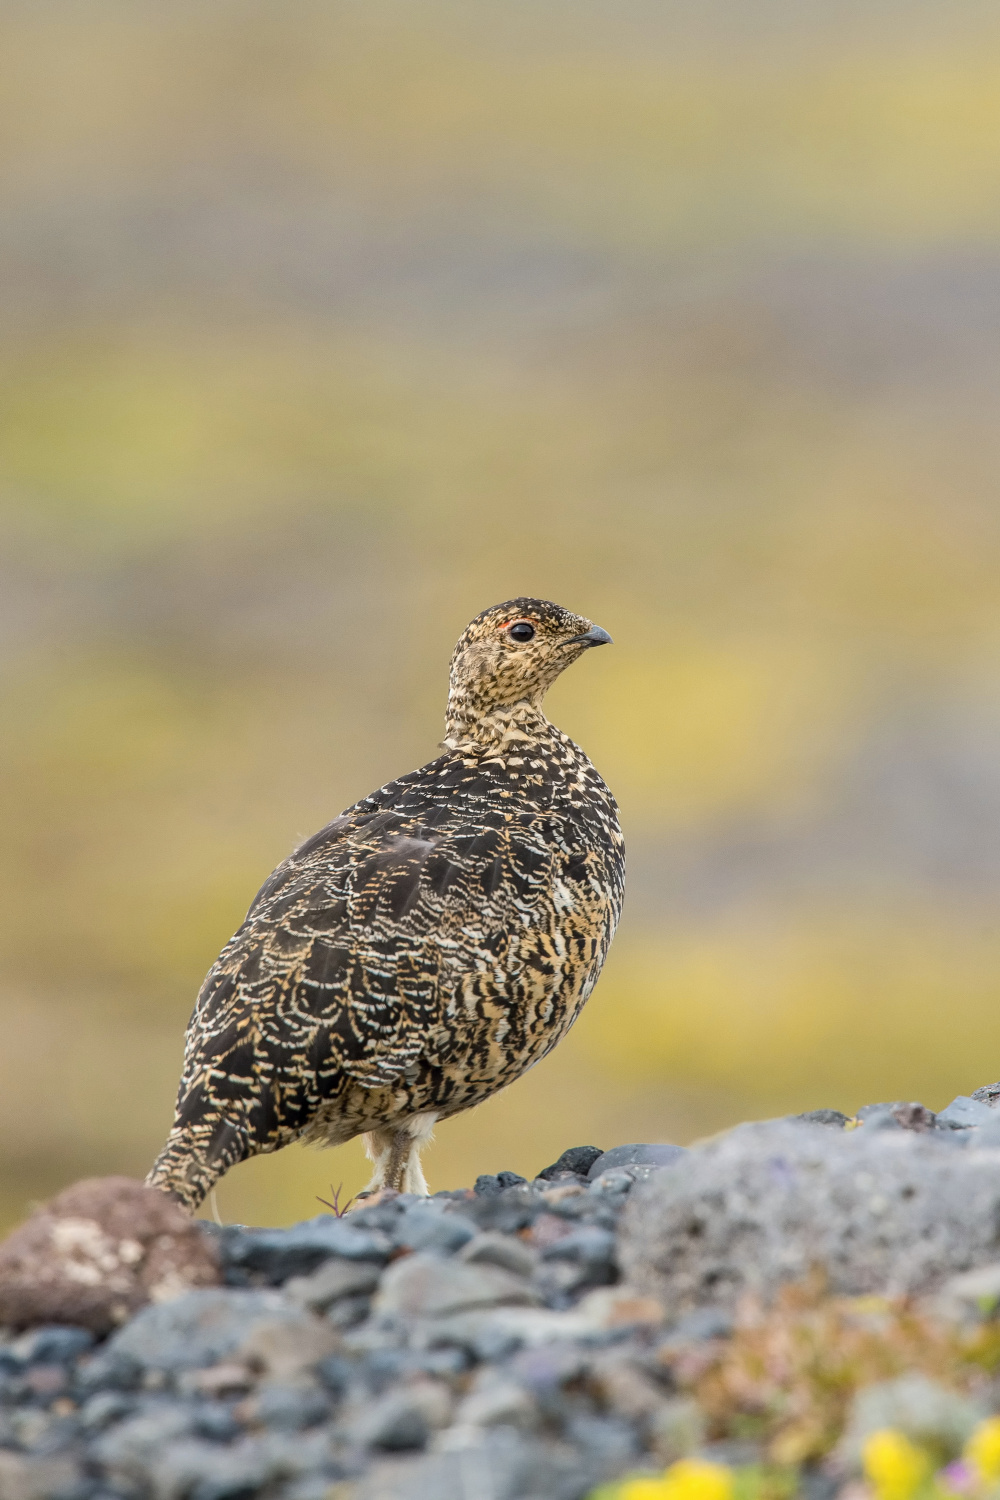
[5,1094,1000,1500]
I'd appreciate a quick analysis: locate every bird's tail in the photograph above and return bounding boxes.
[146,1114,249,1214]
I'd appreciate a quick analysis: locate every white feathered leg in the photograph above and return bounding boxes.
[360,1112,438,1197]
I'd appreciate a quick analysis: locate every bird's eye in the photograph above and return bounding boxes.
[507,621,536,643]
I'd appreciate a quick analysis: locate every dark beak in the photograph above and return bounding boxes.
[563,625,613,648]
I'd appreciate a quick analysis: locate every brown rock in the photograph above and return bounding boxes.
[0,1176,220,1333]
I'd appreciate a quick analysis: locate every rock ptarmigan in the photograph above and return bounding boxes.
[147,599,624,1209]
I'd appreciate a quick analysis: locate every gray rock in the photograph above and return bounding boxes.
[191,1404,241,1442]
[971,1081,1000,1108]
[93,1401,197,1478]
[967,1118,1000,1149]
[74,1346,143,1393]
[839,1375,984,1467]
[284,1258,382,1314]
[253,1381,332,1431]
[0,1451,80,1500]
[345,1380,451,1451]
[395,1204,476,1256]
[461,1186,543,1235]
[221,1215,391,1284]
[236,1311,340,1382]
[564,1411,641,1476]
[588,1168,643,1195]
[326,1292,373,1330]
[587,1145,686,1179]
[78,1390,137,1432]
[147,1431,332,1500]
[354,1428,588,1500]
[937,1095,996,1128]
[538,1147,605,1180]
[540,1226,615,1268]
[418,1303,618,1360]
[453,1370,539,1430]
[620,1119,1000,1312]
[12,1326,94,1364]
[459,1232,538,1278]
[104,1288,294,1372]
[282,1478,345,1500]
[535,1228,618,1301]
[853,1104,906,1133]
[315,1351,357,1399]
[474,1172,529,1197]
[13,1410,80,1459]
[374,1253,538,1320]
[508,1340,590,1398]
[790,1109,850,1128]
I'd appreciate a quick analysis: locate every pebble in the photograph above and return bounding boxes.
[284,1257,382,1314]
[103,1289,300,1373]
[374,1253,539,1320]
[252,1381,332,1431]
[792,1108,852,1128]
[537,1146,605,1180]
[936,1094,997,1129]
[473,1171,529,1196]
[394,1203,476,1255]
[12,1327,94,1365]
[344,1378,452,1451]
[540,1225,616,1268]
[458,1231,538,1277]
[453,1370,539,1430]
[586,1144,686,1178]
[219,1215,392,1284]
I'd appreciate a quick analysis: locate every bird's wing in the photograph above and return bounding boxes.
[182,790,558,1101]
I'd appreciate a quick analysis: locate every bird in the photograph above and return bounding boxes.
[147,598,624,1210]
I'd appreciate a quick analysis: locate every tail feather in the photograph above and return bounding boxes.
[146,1117,250,1213]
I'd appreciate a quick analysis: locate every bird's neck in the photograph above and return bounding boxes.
[442,697,551,753]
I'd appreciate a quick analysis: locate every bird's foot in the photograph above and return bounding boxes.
[349,1186,401,1211]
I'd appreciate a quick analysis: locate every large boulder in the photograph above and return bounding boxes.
[0,1176,220,1333]
[618,1119,1000,1313]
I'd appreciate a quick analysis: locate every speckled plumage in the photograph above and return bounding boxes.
[147,599,624,1210]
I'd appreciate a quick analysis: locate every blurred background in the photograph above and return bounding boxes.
[4,0,1000,1229]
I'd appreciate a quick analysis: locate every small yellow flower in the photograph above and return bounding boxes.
[616,1461,735,1500]
[618,1482,672,1500]
[862,1429,931,1500]
[662,1459,734,1500]
[966,1417,1000,1483]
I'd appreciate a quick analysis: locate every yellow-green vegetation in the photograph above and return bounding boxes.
[589,1421,1000,1500]
[3,3,1000,1226]
[666,1281,1000,1466]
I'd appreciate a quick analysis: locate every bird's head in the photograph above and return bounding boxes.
[444,597,612,742]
